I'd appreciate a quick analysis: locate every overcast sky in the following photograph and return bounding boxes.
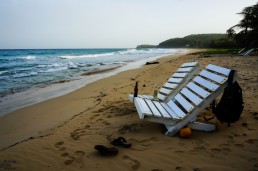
[0,0,257,49]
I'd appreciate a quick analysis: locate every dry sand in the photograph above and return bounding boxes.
[0,51,257,171]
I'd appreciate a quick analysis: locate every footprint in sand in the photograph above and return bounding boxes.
[210,144,232,154]
[174,150,185,154]
[96,118,104,122]
[55,141,64,147]
[129,137,157,151]
[106,115,112,118]
[119,124,142,134]
[63,150,86,165]
[221,147,231,152]
[234,143,245,148]
[55,141,66,151]
[61,152,69,157]
[122,155,141,170]
[210,148,221,153]
[90,113,100,119]
[102,121,111,125]
[246,138,258,144]
[70,125,93,140]
[84,125,91,129]
[70,129,86,140]
[74,151,86,163]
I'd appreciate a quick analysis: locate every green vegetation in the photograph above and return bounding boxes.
[227,2,258,48]
[191,49,238,55]
[137,34,237,49]
[158,34,235,48]
[136,44,157,48]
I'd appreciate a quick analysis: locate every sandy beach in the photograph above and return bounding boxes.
[0,51,258,171]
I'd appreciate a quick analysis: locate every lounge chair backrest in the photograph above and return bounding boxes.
[158,61,200,102]
[166,64,234,120]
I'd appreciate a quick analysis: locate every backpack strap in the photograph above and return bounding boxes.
[228,70,236,86]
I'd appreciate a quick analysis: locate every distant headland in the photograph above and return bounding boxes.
[137,33,235,49]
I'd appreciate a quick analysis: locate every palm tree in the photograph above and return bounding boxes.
[226,27,236,39]
[227,2,258,48]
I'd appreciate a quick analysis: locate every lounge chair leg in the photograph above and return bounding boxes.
[164,125,178,136]
[188,122,216,132]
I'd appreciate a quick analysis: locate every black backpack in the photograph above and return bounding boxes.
[211,70,244,126]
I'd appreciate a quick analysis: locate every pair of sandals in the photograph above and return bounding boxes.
[94,137,131,156]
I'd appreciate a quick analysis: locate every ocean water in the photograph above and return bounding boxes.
[0,48,188,116]
[0,48,186,97]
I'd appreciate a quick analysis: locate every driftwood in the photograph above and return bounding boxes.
[146,61,159,65]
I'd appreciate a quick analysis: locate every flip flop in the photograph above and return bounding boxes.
[111,137,131,148]
[94,145,118,156]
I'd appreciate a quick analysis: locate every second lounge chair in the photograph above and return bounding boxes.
[129,61,200,103]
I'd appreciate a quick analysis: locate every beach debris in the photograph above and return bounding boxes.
[111,137,131,148]
[175,166,182,170]
[134,82,138,97]
[179,127,191,139]
[146,61,159,65]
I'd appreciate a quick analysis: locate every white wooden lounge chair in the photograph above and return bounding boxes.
[129,61,200,103]
[132,64,237,136]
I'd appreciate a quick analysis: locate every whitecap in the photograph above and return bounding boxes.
[21,55,36,60]
[12,71,38,78]
[68,62,78,69]
[0,71,8,75]
[36,65,48,68]
[59,52,115,59]
[40,67,68,73]
[117,49,149,55]
[39,63,68,73]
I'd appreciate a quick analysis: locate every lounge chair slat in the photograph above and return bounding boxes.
[160,103,179,119]
[175,94,194,112]
[160,88,172,95]
[187,82,210,98]
[181,87,203,106]
[177,67,193,72]
[193,76,219,91]
[138,95,153,100]
[168,77,183,83]
[153,101,172,118]
[158,93,166,101]
[172,72,188,78]
[138,95,145,99]
[206,64,231,76]
[145,99,162,118]
[164,83,178,89]
[167,100,186,118]
[135,98,153,117]
[142,95,153,99]
[181,61,198,67]
[200,70,227,84]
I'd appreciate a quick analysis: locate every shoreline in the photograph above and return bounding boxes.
[0,50,190,117]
